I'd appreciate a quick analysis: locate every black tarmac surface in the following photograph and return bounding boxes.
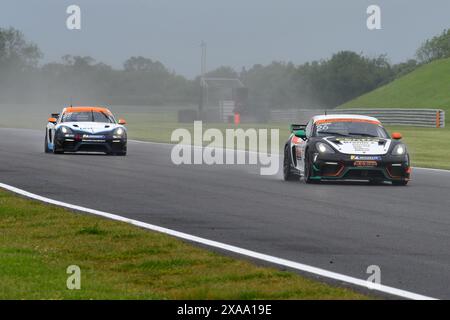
[1,128,449,299]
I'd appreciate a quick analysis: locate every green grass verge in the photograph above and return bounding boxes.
[125,115,450,170]
[0,189,368,300]
[125,117,288,150]
[384,126,450,170]
[0,103,448,169]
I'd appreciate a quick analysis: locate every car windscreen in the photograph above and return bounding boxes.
[314,120,388,138]
[61,111,115,123]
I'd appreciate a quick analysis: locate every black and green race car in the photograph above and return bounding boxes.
[283,114,411,185]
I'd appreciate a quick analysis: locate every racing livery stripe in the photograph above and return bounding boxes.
[64,106,113,114]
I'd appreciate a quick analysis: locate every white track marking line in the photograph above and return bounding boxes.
[0,182,436,300]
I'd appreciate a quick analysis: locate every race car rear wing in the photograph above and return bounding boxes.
[290,124,306,132]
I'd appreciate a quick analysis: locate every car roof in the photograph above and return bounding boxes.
[63,106,112,114]
[312,114,381,124]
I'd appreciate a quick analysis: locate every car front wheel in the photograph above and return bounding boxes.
[283,146,298,181]
[52,140,64,154]
[304,152,317,184]
[44,133,51,153]
[392,180,408,186]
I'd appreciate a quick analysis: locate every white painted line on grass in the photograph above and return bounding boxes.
[0,182,437,300]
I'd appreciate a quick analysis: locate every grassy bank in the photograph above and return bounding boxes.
[341,57,450,122]
[0,189,368,299]
[338,57,450,169]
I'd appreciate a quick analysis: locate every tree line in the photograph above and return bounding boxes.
[0,27,448,109]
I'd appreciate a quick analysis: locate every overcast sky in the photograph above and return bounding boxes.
[1,0,449,78]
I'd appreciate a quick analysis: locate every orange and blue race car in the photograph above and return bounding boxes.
[45,106,127,156]
[283,114,411,185]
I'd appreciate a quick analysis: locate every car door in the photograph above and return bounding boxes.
[297,120,312,172]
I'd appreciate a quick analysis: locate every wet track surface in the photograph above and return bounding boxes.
[1,128,450,298]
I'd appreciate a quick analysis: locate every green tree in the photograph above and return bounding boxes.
[205,66,239,78]
[242,62,298,109]
[124,56,167,74]
[392,59,418,78]
[294,51,394,107]
[0,27,41,72]
[416,29,450,63]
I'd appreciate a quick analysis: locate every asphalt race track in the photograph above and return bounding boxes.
[1,128,450,299]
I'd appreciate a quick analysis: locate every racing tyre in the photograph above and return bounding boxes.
[283,146,298,181]
[304,152,317,184]
[108,149,127,156]
[53,142,64,154]
[44,133,51,153]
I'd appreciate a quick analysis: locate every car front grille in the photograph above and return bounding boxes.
[344,169,385,179]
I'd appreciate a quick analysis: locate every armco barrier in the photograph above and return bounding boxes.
[270,108,445,128]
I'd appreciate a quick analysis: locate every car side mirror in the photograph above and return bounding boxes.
[48,117,57,124]
[392,132,402,140]
[118,119,127,125]
[294,129,306,139]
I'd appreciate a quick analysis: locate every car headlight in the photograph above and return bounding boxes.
[392,143,406,155]
[316,142,335,154]
[60,126,72,134]
[114,127,125,136]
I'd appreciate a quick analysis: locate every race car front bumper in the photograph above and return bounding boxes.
[54,133,127,154]
[310,153,411,182]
